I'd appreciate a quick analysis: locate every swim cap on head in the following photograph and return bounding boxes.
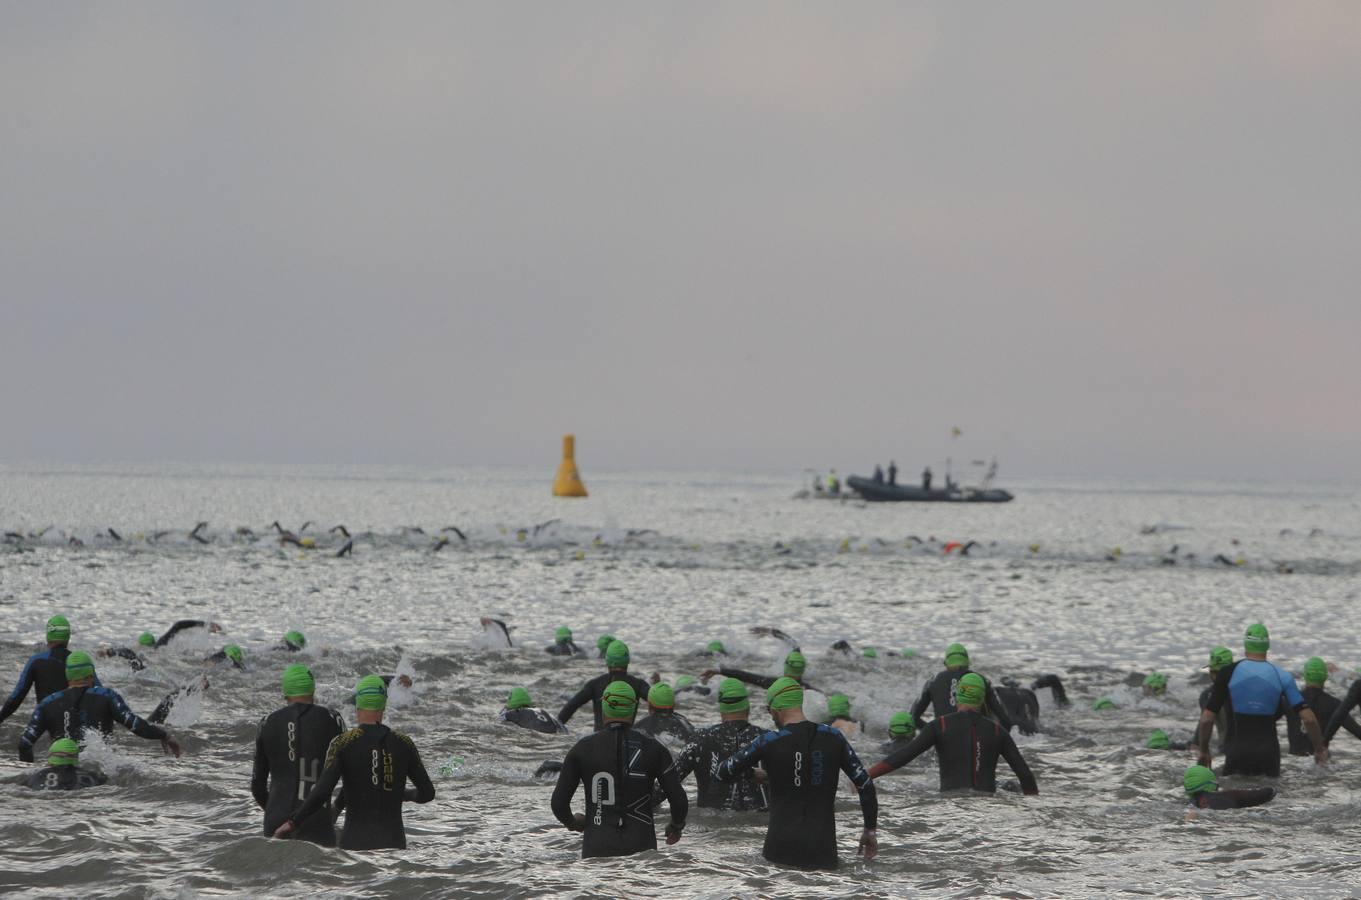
[596,633,616,652]
[601,680,638,719]
[354,674,388,710]
[1146,729,1170,749]
[281,664,315,697]
[1244,623,1270,654]
[862,647,878,659]
[555,626,572,643]
[1183,765,1218,796]
[137,632,156,647]
[46,615,71,643]
[1143,672,1168,692]
[605,640,630,667]
[65,651,95,681]
[707,640,725,653]
[506,687,533,710]
[826,693,851,719]
[48,738,80,767]
[648,683,675,709]
[717,678,749,713]
[783,650,806,677]
[675,674,697,690]
[224,644,244,665]
[956,672,986,706]
[944,642,969,668]
[284,630,306,649]
[1304,656,1328,685]
[766,677,804,711]
[889,711,916,738]
[1207,646,1233,671]
[1092,696,1116,710]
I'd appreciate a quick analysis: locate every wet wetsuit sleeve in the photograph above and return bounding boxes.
[109,691,168,741]
[673,741,700,783]
[984,683,1018,733]
[557,682,594,725]
[0,656,37,724]
[1216,787,1275,809]
[156,620,206,647]
[1203,665,1232,715]
[1031,674,1069,706]
[1323,681,1361,744]
[17,704,47,762]
[909,680,932,722]
[657,748,688,828]
[401,735,435,803]
[250,717,270,809]
[836,731,878,830]
[869,725,936,778]
[550,746,582,828]
[713,733,768,782]
[999,729,1039,795]
[718,667,775,690]
[291,753,343,828]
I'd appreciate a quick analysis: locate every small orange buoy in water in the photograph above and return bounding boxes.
[553,434,588,497]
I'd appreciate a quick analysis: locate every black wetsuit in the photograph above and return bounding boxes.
[1196,686,1233,752]
[252,703,347,845]
[0,646,74,724]
[550,722,688,858]
[717,667,820,694]
[911,669,1020,733]
[993,684,1040,733]
[100,647,149,672]
[557,672,652,731]
[203,650,244,669]
[871,709,1039,794]
[156,620,210,648]
[633,711,697,744]
[290,723,435,850]
[1204,659,1304,777]
[21,766,107,790]
[500,707,566,734]
[1287,686,1361,755]
[19,686,167,761]
[674,720,769,810]
[715,721,877,871]
[1322,680,1361,745]
[545,640,585,657]
[1192,787,1276,810]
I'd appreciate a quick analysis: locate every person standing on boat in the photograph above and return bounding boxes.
[887,461,897,486]
[826,470,840,495]
[921,467,932,491]
[872,465,884,484]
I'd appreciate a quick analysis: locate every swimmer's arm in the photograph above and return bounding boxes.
[836,734,879,828]
[657,752,688,834]
[1031,674,1070,707]
[999,731,1039,795]
[868,726,935,778]
[718,668,775,690]
[1195,708,1217,764]
[17,707,46,762]
[549,749,582,829]
[672,742,699,783]
[250,721,270,809]
[0,658,37,724]
[109,692,168,742]
[1323,683,1361,744]
[556,683,594,725]
[985,683,1021,734]
[1299,707,1328,764]
[288,759,342,830]
[714,733,769,782]
[402,739,435,803]
[156,620,207,647]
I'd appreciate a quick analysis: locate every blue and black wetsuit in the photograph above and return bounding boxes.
[0,646,74,724]
[557,672,652,731]
[252,703,347,845]
[910,669,1022,734]
[673,720,768,811]
[869,709,1039,794]
[714,721,877,871]
[18,686,167,761]
[1205,659,1304,777]
[18,766,107,790]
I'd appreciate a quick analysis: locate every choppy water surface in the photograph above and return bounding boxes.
[1,463,1359,897]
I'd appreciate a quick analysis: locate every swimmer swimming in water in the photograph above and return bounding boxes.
[500,687,567,734]
[11,738,107,790]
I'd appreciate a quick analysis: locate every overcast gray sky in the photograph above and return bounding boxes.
[3,3,1358,480]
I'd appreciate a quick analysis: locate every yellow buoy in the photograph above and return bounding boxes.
[553,434,588,497]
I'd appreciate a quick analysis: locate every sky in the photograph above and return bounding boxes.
[2,3,1358,481]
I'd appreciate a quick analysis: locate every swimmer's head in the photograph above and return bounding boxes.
[889,711,916,739]
[1092,696,1116,710]
[955,672,986,706]
[46,615,71,644]
[281,664,315,698]
[555,626,572,643]
[48,738,80,767]
[674,675,697,690]
[505,687,533,711]
[944,643,970,669]
[1244,623,1270,655]
[1146,729,1170,749]
[1143,672,1168,694]
[223,645,244,665]
[602,680,638,720]
[707,640,725,654]
[1183,765,1218,796]
[718,678,749,714]
[605,640,630,668]
[354,674,388,711]
[283,630,306,650]
[782,651,806,678]
[137,632,156,648]
[862,647,878,659]
[900,648,917,658]
[1304,657,1328,686]
[826,693,851,719]
[1206,646,1233,673]
[647,683,675,710]
[767,677,804,712]
[596,633,616,653]
[65,651,95,682]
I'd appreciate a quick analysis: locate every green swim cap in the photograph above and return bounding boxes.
[648,683,675,709]
[1244,623,1270,654]
[862,647,878,659]
[900,648,917,658]
[137,632,156,647]
[281,664,315,697]
[555,626,572,643]
[223,644,244,665]
[1092,696,1116,710]
[49,737,80,767]
[1207,646,1233,672]
[506,686,533,710]
[956,672,986,706]
[605,640,630,667]
[46,615,71,643]
[944,642,970,668]
[596,633,616,652]
[1304,656,1328,685]
[1184,764,1218,796]
[717,678,749,713]
[783,650,806,677]
[284,630,306,649]
[1146,729,1170,749]
[826,693,851,718]
[354,674,388,710]
[767,677,804,711]
[1143,672,1168,692]
[889,711,916,738]
[602,680,638,719]
[65,651,95,681]
[675,674,697,690]
[707,640,725,653]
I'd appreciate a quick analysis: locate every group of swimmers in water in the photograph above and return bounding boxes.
[1,614,1351,867]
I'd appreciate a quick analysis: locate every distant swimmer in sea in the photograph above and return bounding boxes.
[545,626,585,657]
[633,683,697,744]
[697,640,727,657]
[19,652,182,761]
[870,673,1039,796]
[702,650,820,694]
[1143,672,1169,696]
[252,665,347,846]
[878,712,917,754]
[672,679,768,811]
[1289,657,1361,754]
[275,675,435,850]
[480,617,514,648]
[1195,646,1234,751]
[1183,765,1274,813]
[205,644,246,669]
[1146,729,1191,751]
[11,738,107,791]
[910,643,1024,734]
[279,631,306,653]
[595,634,616,658]
[550,681,687,858]
[98,632,157,672]
[1197,624,1327,776]
[993,675,1069,734]
[558,641,651,731]
[0,616,88,725]
[155,620,222,648]
[823,694,861,739]
[714,678,878,870]
[500,687,567,734]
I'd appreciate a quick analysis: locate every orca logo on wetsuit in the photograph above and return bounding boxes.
[372,749,380,786]
[287,722,297,762]
[793,751,803,787]
[590,773,615,826]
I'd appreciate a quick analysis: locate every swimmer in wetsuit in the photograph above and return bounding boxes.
[550,681,688,858]
[546,626,586,657]
[870,673,1039,795]
[878,712,917,755]
[1146,729,1191,751]
[500,687,567,734]
[0,616,83,725]
[275,675,435,850]
[1183,764,1275,811]
[18,652,182,761]
[204,644,245,669]
[280,631,306,652]
[698,640,727,657]
[672,679,768,811]
[558,641,652,731]
[1143,672,1169,696]
[910,643,1024,734]
[148,645,246,725]
[1195,646,1234,751]
[595,634,616,659]
[715,677,878,870]
[98,632,157,672]
[993,675,1068,734]
[1198,624,1327,776]
[155,620,222,648]
[1321,666,1361,748]
[1289,657,1361,754]
[633,683,697,744]
[13,738,107,790]
[702,650,821,694]
[252,665,347,846]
